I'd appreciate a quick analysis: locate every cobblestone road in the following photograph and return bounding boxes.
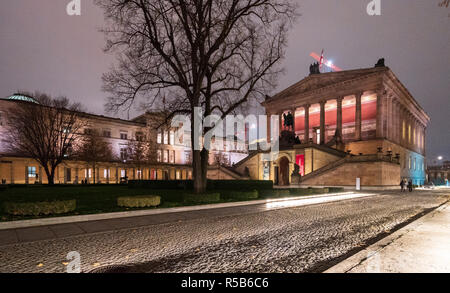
[0,190,448,273]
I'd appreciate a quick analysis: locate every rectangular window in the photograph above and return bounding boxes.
[157,150,162,162]
[176,171,181,180]
[120,170,126,178]
[408,125,411,143]
[169,131,175,145]
[85,169,92,178]
[104,169,110,178]
[409,157,412,169]
[27,166,37,178]
[163,150,169,163]
[169,150,175,164]
[136,132,144,142]
[164,131,168,144]
[120,132,128,140]
[103,130,111,138]
[157,130,162,144]
[120,148,128,161]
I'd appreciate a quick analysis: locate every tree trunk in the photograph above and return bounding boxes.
[193,149,205,194]
[92,163,96,184]
[43,166,55,185]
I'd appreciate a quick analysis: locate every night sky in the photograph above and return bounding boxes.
[0,0,448,162]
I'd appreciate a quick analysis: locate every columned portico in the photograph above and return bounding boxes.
[319,101,326,144]
[355,92,362,141]
[336,97,343,137]
[304,104,310,143]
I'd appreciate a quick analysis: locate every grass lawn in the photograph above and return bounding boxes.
[0,185,342,222]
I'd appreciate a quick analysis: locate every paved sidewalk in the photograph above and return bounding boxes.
[325,201,450,273]
[0,192,374,246]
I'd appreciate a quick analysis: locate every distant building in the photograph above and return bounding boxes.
[235,60,430,188]
[427,161,450,185]
[0,94,248,184]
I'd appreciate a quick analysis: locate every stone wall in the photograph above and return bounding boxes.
[300,160,400,187]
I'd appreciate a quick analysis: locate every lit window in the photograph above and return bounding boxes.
[164,131,168,144]
[104,169,110,178]
[176,171,181,180]
[120,148,128,161]
[169,150,175,164]
[163,150,169,163]
[157,150,162,162]
[169,131,175,145]
[85,169,92,178]
[157,130,162,144]
[27,167,37,178]
[408,125,411,143]
[120,132,128,140]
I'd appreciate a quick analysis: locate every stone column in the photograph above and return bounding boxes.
[355,92,362,141]
[376,90,384,138]
[386,96,393,140]
[320,101,326,144]
[304,104,310,143]
[336,97,343,138]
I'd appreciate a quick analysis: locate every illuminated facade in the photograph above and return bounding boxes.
[0,95,247,184]
[235,63,430,188]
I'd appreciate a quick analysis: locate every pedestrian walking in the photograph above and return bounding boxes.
[408,180,413,192]
[400,179,405,192]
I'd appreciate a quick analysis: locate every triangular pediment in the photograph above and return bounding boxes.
[269,67,387,101]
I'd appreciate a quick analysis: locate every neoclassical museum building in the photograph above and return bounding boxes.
[234,60,430,188]
[0,60,430,188]
[0,95,248,185]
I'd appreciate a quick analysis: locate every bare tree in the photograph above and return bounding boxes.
[76,130,115,184]
[126,139,158,179]
[96,0,297,193]
[4,93,85,185]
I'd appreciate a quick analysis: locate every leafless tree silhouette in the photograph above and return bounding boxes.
[75,129,115,184]
[4,93,85,185]
[96,0,298,193]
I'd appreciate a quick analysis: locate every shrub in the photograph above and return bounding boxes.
[183,193,221,204]
[221,190,259,200]
[117,196,161,208]
[3,200,76,216]
[259,189,291,198]
[128,180,193,190]
[209,180,273,191]
[128,180,274,191]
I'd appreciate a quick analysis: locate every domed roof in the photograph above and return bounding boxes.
[5,94,39,104]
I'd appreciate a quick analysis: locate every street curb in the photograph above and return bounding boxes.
[324,201,450,273]
[0,192,360,231]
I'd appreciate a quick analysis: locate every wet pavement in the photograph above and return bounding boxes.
[0,190,448,273]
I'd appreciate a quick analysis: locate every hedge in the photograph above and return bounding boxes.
[183,193,221,203]
[117,196,161,208]
[128,180,274,191]
[209,180,273,191]
[221,190,259,200]
[3,200,76,216]
[259,189,291,198]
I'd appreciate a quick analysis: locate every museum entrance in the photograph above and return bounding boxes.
[278,157,290,186]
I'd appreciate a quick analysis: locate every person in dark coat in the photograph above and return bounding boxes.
[408,180,413,192]
[400,179,405,192]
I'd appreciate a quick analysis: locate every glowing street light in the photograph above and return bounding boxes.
[438,156,443,161]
